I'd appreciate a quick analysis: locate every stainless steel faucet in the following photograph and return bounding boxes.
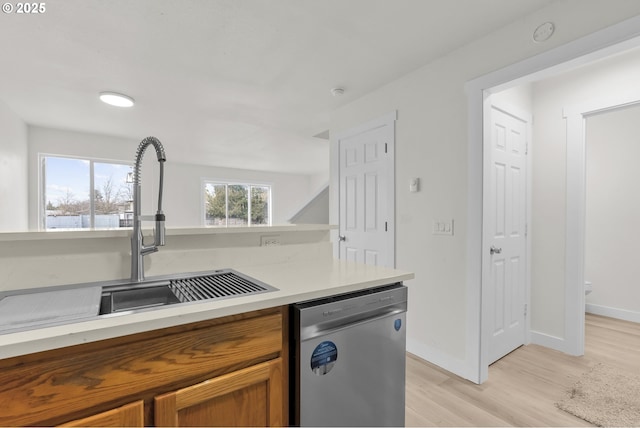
[131,136,167,282]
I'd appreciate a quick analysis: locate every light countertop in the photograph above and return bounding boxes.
[0,259,413,360]
[0,224,334,242]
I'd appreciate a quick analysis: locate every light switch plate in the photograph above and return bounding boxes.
[432,219,454,236]
[409,177,420,193]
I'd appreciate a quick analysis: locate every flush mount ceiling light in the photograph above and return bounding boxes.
[331,87,345,97]
[533,22,555,43]
[99,91,135,107]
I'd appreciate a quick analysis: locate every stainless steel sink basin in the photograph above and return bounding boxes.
[99,269,277,315]
[99,282,179,314]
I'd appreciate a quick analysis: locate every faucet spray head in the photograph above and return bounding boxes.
[155,212,166,246]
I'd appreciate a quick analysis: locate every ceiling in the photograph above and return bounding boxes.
[0,0,553,175]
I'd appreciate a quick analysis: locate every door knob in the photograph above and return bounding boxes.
[490,245,502,255]
[338,235,346,242]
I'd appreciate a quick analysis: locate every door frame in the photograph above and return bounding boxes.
[482,102,532,366]
[466,16,640,384]
[330,111,397,267]
[564,93,640,333]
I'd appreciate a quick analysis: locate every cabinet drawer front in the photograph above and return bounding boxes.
[155,358,283,427]
[0,308,283,426]
[59,400,144,427]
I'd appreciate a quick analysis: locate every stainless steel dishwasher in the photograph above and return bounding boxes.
[291,283,408,427]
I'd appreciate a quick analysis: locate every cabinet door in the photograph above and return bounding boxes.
[59,400,144,427]
[155,358,283,427]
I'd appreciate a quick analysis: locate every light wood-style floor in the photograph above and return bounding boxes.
[405,313,640,426]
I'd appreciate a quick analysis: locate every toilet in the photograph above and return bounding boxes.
[585,280,593,295]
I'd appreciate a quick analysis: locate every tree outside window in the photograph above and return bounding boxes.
[251,186,270,225]
[204,182,271,227]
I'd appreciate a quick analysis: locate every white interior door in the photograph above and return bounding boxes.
[485,105,529,364]
[338,117,395,268]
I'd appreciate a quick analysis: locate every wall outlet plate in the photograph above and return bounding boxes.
[260,235,281,246]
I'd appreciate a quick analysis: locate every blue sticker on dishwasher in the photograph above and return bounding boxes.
[394,318,402,331]
[310,341,337,375]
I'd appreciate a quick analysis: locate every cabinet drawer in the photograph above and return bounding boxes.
[59,400,144,427]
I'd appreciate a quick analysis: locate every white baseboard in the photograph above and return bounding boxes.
[406,339,479,384]
[530,330,568,353]
[586,303,640,323]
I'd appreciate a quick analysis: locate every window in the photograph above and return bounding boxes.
[42,155,133,230]
[204,182,271,227]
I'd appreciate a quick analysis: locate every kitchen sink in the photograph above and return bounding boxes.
[0,269,278,334]
[99,282,179,314]
[99,269,277,315]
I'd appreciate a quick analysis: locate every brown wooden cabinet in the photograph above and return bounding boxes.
[155,358,283,427]
[60,400,144,427]
[0,307,288,427]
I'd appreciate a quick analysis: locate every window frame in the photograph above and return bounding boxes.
[201,179,273,227]
[39,153,133,231]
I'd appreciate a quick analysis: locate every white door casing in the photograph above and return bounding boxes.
[336,113,396,268]
[484,105,529,364]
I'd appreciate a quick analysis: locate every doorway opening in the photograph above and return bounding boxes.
[467,16,640,383]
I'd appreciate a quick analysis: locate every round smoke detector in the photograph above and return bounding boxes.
[533,22,555,43]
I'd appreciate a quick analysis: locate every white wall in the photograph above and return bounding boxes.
[0,100,28,232]
[330,1,640,380]
[289,186,328,224]
[308,171,329,197]
[531,47,640,336]
[584,103,640,322]
[492,84,533,113]
[27,126,319,229]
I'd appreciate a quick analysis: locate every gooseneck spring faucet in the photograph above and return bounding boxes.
[131,136,167,282]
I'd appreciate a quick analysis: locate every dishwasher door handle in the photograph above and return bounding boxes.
[299,305,406,341]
